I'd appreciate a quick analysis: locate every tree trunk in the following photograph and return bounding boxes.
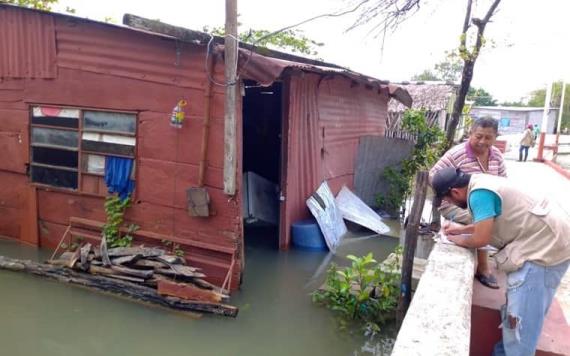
[445,0,502,148]
[446,59,475,146]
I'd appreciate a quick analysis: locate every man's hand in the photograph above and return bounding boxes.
[443,222,473,235]
[448,234,467,246]
[448,219,494,248]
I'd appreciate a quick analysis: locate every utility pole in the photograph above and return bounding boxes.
[537,82,553,162]
[555,82,566,151]
[223,0,238,195]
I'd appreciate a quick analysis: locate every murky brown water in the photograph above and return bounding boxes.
[0,227,400,356]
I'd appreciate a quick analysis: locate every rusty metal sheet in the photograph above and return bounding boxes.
[280,74,392,249]
[55,17,208,89]
[0,6,56,79]
[236,48,412,106]
[280,74,323,248]
[318,77,389,181]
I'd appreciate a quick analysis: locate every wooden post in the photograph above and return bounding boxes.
[536,132,546,162]
[398,171,429,322]
[223,0,238,195]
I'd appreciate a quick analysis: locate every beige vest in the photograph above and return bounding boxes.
[468,174,570,273]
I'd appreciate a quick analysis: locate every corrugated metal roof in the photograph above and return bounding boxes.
[236,49,412,107]
[0,6,56,79]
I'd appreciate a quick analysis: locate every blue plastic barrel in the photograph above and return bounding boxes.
[291,219,327,251]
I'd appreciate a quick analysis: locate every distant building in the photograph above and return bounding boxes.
[471,106,559,135]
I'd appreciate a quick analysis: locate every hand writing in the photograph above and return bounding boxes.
[443,222,464,235]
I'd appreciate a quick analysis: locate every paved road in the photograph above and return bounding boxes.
[499,133,570,168]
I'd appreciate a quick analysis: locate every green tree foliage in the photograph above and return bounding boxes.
[2,0,58,10]
[528,81,570,131]
[204,26,323,56]
[433,52,463,82]
[467,87,497,106]
[500,100,526,107]
[411,70,440,81]
[411,52,463,82]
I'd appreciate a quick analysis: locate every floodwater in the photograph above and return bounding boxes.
[0,226,400,356]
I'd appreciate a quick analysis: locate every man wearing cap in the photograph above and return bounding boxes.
[430,117,507,289]
[432,167,570,356]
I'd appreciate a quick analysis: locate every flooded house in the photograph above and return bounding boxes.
[0,4,411,289]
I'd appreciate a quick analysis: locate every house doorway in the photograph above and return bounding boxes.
[242,80,284,249]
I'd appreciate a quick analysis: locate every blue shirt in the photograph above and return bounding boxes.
[469,189,502,223]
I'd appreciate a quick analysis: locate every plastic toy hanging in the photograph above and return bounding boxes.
[170,99,188,128]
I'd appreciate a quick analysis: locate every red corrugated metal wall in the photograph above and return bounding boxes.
[281,73,389,248]
[0,7,56,78]
[0,7,242,288]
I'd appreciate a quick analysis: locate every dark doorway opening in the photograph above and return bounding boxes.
[242,80,284,249]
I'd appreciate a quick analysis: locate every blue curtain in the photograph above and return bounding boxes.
[105,156,135,200]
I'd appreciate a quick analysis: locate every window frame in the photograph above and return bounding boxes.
[29,104,138,196]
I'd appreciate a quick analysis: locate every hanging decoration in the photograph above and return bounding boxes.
[170,99,188,128]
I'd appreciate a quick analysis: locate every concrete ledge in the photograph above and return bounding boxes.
[392,243,475,356]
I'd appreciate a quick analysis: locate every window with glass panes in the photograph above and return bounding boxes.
[30,106,136,193]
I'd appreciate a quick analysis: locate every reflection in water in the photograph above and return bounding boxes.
[0,228,399,356]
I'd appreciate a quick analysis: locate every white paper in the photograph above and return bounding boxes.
[435,231,497,251]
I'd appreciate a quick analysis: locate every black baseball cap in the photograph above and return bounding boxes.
[432,167,470,198]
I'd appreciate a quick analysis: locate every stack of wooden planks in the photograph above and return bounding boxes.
[0,243,238,317]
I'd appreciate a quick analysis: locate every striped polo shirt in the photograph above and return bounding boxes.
[430,141,507,186]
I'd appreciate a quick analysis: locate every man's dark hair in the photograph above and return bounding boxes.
[471,117,498,135]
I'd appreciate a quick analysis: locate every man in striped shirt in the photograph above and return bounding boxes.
[430,117,507,289]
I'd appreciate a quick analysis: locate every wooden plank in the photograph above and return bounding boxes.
[156,265,206,279]
[0,255,237,316]
[111,255,140,265]
[21,185,39,245]
[157,280,226,303]
[155,255,186,265]
[110,265,153,279]
[89,265,146,283]
[69,217,236,255]
[107,247,165,258]
[134,259,168,269]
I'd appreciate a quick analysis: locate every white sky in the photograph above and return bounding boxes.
[53,0,570,102]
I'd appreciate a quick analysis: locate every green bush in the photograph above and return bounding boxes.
[312,248,402,333]
[377,109,446,215]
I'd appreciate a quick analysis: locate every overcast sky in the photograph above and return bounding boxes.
[54,0,570,102]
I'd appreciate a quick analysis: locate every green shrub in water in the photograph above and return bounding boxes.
[312,248,402,332]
